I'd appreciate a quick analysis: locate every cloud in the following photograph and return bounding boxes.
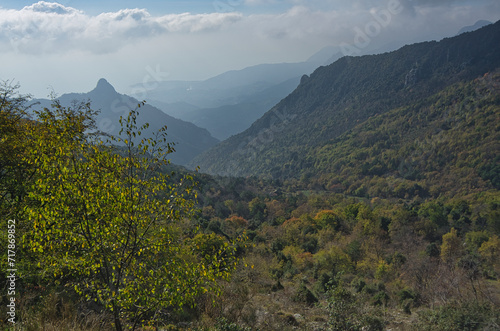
[234,0,500,62]
[0,1,243,54]
[158,12,242,32]
[24,1,83,15]
[1,0,497,56]
[250,6,345,40]
[244,0,281,5]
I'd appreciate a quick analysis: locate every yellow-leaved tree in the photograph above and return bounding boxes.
[22,100,237,330]
[440,227,463,265]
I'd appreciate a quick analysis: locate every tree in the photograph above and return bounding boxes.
[248,197,267,227]
[22,101,237,330]
[479,235,500,275]
[0,82,42,306]
[440,228,463,265]
[327,274,372,331]
[315,210,342,230]
[0,81,32,218]
[327,274,385,331]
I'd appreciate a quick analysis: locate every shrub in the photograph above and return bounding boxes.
[414,302,500,330]
[351,277,366,293]
[398,287,419,314]
[294,282,318,306]
[372,291,389,307]
[213,317,252,331]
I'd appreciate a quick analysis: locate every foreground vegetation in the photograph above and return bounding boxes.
[0,84,238,330]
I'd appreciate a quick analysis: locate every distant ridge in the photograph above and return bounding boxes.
[139,47,343,140]
[33,79,219,166]
[457,20,492,35]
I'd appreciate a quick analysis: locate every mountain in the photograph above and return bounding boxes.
[177,77,303,140]
[141,49,343,140]
[142,61,321,110]
[457,20,492,35]
[147,101,201,120]
[190,20,500,185]
[34,79,219,166]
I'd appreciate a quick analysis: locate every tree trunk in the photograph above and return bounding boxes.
[113,306,123,331]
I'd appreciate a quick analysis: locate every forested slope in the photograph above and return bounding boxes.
[192,20,500,179]
[301,71,500,199]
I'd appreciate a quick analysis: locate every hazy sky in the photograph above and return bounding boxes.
[0,0,499,98]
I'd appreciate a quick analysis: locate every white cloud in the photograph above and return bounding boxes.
[244,5,344,42]
[157,12,242,32]
[244,0,281,5]
[0,1,243,54]
[24,1,83,15]
[1,1,497,56]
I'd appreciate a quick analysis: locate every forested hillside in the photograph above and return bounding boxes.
[192,20,500,179]
[299,70,500,198]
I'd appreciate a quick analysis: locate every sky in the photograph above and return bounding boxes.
[0,0,499,98]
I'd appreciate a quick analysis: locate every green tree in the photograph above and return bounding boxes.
[22,102,237,330]
[315,210,342,230]
[0,81,32,218]
[0,83,42,307]
[327,278,361,331]
[248,197,267,225]
[326,274,385,331]
[440,228,463,265]
[479,235,500,275]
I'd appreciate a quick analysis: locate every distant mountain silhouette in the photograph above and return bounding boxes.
[140,48,344,140]
[140,62,319,110]
[457,20,492,35]
[33,79,219,166]
[174,77,303,140]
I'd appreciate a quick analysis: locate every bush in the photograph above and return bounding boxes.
[414,302,500,330]
[294,282,318,306]
[213,317,252,331]
[361,315,385,331]
[397,287,419,303]
[397,287,419,314]
[327,277,363,331]
[314,272,333,294]
[372,291,389,307]
[351,277,366,293]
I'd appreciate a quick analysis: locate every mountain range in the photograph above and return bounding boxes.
[30,20,497,172]
[33,79,218,166]
[138,21,493,142]
[190,19,500,196]
[142,50,342,140]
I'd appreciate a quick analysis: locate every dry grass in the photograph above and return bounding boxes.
[1,291,112,331]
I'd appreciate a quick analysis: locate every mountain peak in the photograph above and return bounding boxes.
[457,20,492,35]
[94,78,116,94]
